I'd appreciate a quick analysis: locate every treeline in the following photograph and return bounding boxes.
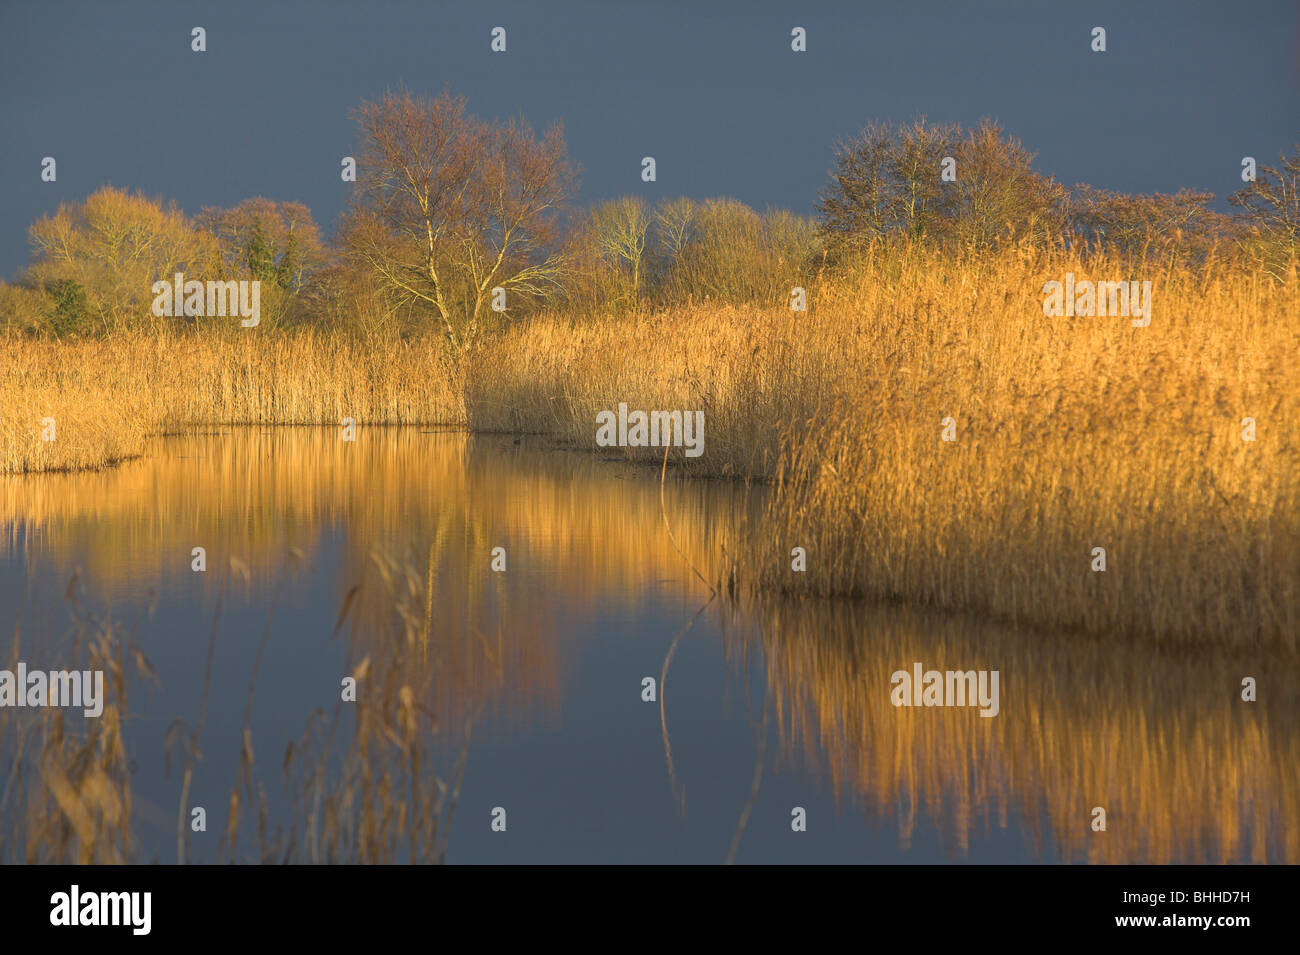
[3,191,328,337]
[1,90,1295,341]
[819,118,1270,267]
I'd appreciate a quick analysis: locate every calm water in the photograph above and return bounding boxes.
[2,427,1295,863]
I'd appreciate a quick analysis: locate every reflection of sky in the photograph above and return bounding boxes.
[1,429,1042,863]
[2,553,1038,864]
[442,594,1044,865]
[3,429,1289,863]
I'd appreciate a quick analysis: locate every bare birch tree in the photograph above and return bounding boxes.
[341,88,577,347]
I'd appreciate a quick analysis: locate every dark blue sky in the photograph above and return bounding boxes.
[1,0,1296,277]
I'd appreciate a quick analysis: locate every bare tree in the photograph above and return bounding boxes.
[589,196,650,304]
[820,118,1072,254]
[949,120,1067,250]
[1230,142,1300,278]
[342,88,577,347]
[1070,185,1218,265]
[654,197,696,261]
[818,119,958,251]
[817,122,893,250]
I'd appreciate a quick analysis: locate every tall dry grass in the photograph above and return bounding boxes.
[2,338,151,474]
[753,245,1299,647]
[3,243,1297,643]
[2,328,464,474]
[468,244,1298,645]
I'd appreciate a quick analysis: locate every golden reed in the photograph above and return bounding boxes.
[3,245,1297,644]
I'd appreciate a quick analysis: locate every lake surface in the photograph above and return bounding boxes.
[2,427,1295,863]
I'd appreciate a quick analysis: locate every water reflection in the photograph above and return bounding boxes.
[732,597,1297,863]
[1,427,1293,862]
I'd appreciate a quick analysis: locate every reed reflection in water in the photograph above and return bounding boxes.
[1,427,1291,862]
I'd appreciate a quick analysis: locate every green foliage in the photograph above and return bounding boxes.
[44,278,91,337]
[246,222,276,284]
[277,232,299,291]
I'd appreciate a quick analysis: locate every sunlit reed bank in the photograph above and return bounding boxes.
[749,248,1299,648]
[4,245,1298,644]
[1,330,464,474]
[732,596,1298,863]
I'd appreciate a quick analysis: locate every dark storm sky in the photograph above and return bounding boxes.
[0,0,1297,277]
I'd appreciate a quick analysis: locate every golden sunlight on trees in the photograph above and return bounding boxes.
[2,107,1294,341]
[1230,142,1300,280]
[653,198,697,265]
[947,121,1068,250]
[1068,186,1223,267]
[818,119,1066,253]
[27,187,211,335]
[196,198,326,329]
[666,198,820,303]
[341,88,577,348]
[558,197,820,313]
[819,119,954,249]
[588,196,650,306]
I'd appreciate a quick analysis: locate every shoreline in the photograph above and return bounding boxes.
[5,251,1297,648]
